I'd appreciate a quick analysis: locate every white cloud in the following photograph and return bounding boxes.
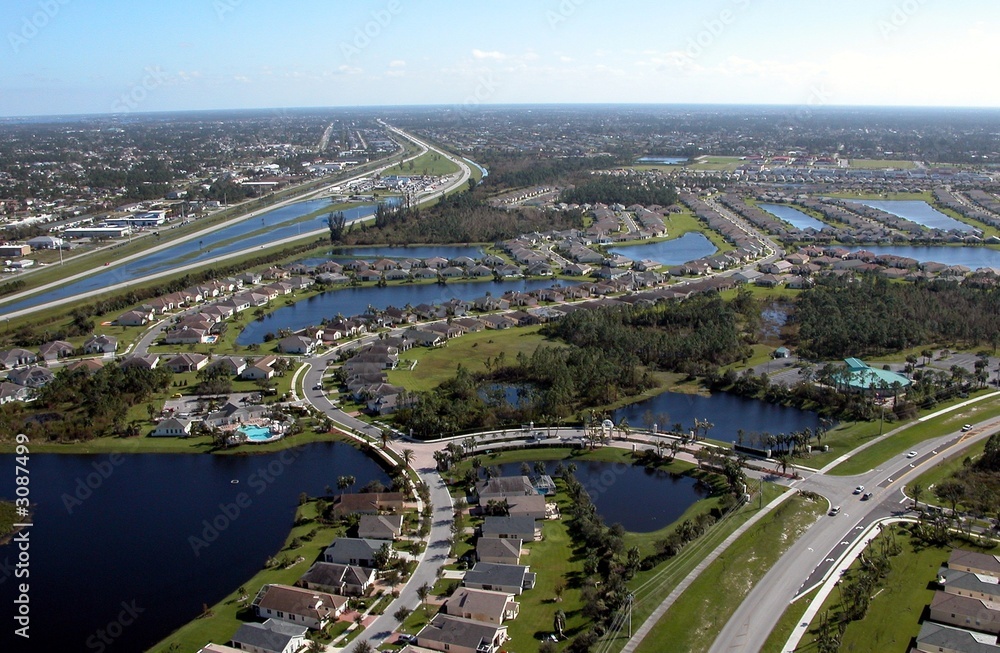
[389,60,406,68]
[472,49,508,61]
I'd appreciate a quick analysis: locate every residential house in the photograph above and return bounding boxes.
[463,563,536,595]
[480,314,516,330]
[298,562,374,597]
[939,567,1000,602]
[252,584,347,630]
[441,587,519,625]
[82,334,118,354]
[476,537,522,565]
[357,514,403,540]
[929,590,1000,635]
[230,619,307,653]
[164,353,208,373]
[143,296,176,315]
[277,335,316,355]
[322,538,383,568]
[0,382,32,404]
[330,492,405,517]
[949,550,1000,578]
[480,516,538,542]
[197,645,243,653]
[415,614,508,653]
[150,418,192,437]
[241,356,277,380]
[117,309,154,327]
[209,356,247,377]
[0,348,38,368]
[504,494,547,521]
[477,476,537,503]
[66,359,104,374]
[913,621,1000,653]
[7,366,54,389]
[204,402,270,428]
[37,340,74,362]
[164,326,210,345]
[120,354,159,370]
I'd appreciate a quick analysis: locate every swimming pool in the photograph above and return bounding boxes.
[239,424,275,442]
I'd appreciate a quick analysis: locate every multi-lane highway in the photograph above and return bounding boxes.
[706,421,999,653]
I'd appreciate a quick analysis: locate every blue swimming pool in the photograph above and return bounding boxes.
[239,425,274,442]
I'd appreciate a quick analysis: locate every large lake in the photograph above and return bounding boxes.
[759,203,830,231]
[847,245,1000,268]
[608,232,718,265]
[613,390,826,444]
[0,443,390,653]
[496,460,708,533]
[236,279,578,344]
[851,200,975,233]
[0,198,390,314]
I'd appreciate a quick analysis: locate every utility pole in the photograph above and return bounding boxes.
[627,593,634,637]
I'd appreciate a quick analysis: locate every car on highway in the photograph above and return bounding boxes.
[962,424,973,432]
[906,451,918,458]
[861,492,874,501]
[853,485,864,494]
[829,505,841,515]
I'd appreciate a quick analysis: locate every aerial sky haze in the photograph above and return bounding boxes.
[2,0,998,116]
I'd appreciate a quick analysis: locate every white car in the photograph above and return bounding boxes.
[962,424,973,432]
[853,485,864,494]
[906,451,918,458]
[829,505,841,516]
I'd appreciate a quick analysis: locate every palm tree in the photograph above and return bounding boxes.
[618,417,630,440]
[401,448,414,467]
[380,429,391,449]
[911,482,923,510]
[337,475,355,498]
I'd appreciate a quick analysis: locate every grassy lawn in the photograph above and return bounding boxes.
[795,528,986,653]
[632,492,825,653]
[147,500,348,653]
[906,438,988,506]
[381,150,460,177]
[387,325,563,392]
[665,211,736,253]
[828,394,1000,476]
[505,491,588,649]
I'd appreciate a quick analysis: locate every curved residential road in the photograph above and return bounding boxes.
[705,418,1000,653]
[298,346,455,649]
[0,123,471,322]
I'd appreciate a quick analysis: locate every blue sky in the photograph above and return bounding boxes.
[2,0,999,116]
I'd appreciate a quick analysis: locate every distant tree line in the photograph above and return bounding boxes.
[480,154,620,189]
[560,176,678,207]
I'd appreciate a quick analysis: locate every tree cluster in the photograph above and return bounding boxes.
[543,294,750,376]
[560,176,678,207]
[340,190,583,246]
[794,276,1000,359]
[0,362,173,442]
